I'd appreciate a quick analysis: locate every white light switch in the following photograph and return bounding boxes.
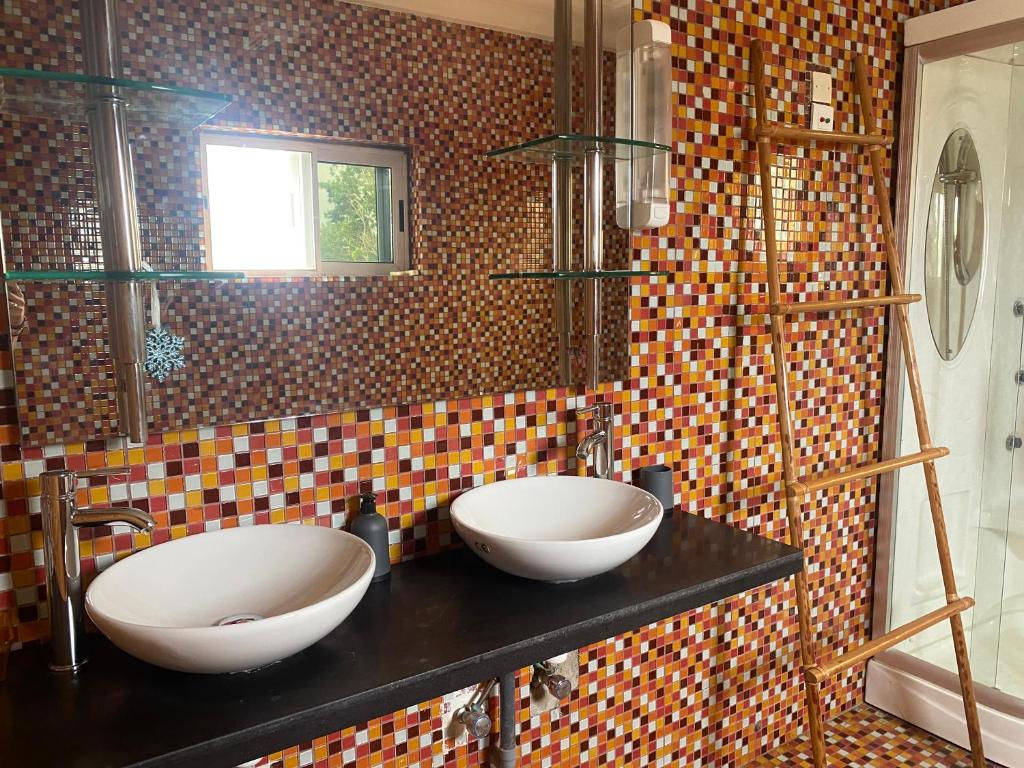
[811,102,835,132]
[810,71,833,104]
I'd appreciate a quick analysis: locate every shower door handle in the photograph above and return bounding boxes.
[1007,435,1022,451]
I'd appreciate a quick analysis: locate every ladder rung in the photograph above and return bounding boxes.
[770,294,921,316]
[787,447,948,497]
[805,597,975,684]
[757,122,892,147]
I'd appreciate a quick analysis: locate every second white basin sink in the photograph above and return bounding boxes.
[86,523,374,674]
[450,476,663,582]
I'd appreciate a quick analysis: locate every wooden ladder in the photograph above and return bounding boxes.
[749,40,986,767]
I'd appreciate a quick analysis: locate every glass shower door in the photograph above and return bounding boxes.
[988,58,1024,697]
[969,300,1024,691]
[886,47,1018,688]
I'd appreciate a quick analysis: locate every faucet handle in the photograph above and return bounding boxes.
[78,466,131,480]
[74,467,133,491]
[575,401,612,419]
[41,466,132,497]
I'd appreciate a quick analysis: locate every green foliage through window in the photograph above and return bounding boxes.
[318,162,393,263]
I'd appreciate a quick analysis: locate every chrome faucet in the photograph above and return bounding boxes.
[40,467,155,673]
[575,401,613,479]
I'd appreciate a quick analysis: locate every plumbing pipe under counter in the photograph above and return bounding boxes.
[0,513,801,768]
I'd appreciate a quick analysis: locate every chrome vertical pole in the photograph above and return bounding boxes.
[81,0,148,442]
[552,0,573,386]
[583,0,603,389]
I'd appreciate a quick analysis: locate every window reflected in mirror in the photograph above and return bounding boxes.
[318,161,394,265]
[201,133,410,277]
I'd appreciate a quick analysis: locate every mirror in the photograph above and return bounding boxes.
[924,127,984,361]
[1,1,636,447]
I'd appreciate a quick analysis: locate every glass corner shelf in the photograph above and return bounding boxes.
[0,67,231,128]
[489,269,670,281]
[4,269,246,283]
[485,134,670,164]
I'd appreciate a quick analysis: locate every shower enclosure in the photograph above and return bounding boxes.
[868,3,1024,765]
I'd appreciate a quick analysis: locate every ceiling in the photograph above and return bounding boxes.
[346,0,633,48]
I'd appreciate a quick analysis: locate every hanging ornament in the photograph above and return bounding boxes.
[143,278,185,382]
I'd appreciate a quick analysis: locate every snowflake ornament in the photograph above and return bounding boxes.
[144,325,185,382]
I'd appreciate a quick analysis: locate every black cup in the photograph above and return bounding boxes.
[638,464,674,514]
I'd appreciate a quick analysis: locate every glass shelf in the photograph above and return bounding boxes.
[486,134,670,164]
[0,67,231,127]
[4,269,245,282]
[490,269,670,280]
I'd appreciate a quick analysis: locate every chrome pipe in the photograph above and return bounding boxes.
[552,0,573,385]
[553,0,572,137]
[582,0,603,389]
[81,0,122,78]
[82,0,148,442]
[582,0,603,142]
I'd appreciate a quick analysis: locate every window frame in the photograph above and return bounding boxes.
[199,130,411,277]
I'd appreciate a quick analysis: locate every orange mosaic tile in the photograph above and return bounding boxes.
[0,0,974,766]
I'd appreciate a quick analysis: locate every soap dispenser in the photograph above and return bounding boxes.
[352,492,391,582]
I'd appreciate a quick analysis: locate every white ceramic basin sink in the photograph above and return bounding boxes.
[86,524,374,674]
[450,476,663,582]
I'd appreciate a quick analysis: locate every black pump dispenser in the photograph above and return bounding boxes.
[351,492,391,582]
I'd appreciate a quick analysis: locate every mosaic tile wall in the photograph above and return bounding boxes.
[1,3,630,446]
[0,0,968,766]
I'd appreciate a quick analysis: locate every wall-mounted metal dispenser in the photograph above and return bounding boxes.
[615,19,672,230]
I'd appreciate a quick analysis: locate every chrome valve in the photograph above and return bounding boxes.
[532,661,573,701]
[458,704,492,740]
[455,678,497,740]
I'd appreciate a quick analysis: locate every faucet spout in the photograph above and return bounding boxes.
[576,430,608,461]
[72,506,155,532]
[574,401,614,480]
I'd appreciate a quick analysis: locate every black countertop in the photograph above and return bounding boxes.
[0,513,802,768]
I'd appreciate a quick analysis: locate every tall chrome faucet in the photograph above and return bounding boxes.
[40,467,155,672]
[575,401,613,479]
